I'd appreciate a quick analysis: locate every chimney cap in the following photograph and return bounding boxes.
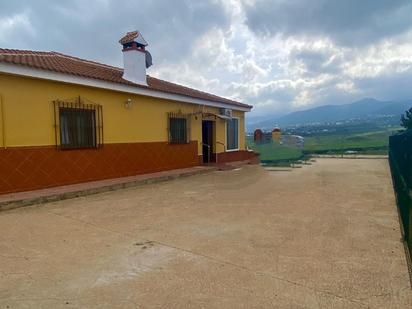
[119,31,148,46]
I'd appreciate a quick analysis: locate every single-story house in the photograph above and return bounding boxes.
[0,31,256,194]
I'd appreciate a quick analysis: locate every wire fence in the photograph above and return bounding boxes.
[389,129,412,260]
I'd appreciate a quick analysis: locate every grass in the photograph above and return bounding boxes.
[252,142,303,161]
[303,130,394,154]
[246,127,399,161]
[246,136,303,162]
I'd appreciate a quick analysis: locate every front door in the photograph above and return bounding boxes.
[202,120,214,163]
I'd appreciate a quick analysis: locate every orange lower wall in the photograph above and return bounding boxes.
[0,142,200,194]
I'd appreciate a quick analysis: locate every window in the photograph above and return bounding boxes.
[168,112,190,144]
[53,98,103,149]
[226,118,239,150]
[60,108,96,149]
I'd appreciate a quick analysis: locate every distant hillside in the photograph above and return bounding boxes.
[248,98,411,130]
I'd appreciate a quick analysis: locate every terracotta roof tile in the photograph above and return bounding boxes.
[119,31,140,45]
[0,48,251,109]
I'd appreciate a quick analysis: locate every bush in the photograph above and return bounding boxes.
[401,107,412,130]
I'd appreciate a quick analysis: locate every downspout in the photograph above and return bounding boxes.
[0,94,5,149]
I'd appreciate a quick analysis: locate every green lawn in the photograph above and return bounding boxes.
[303,130,395,153]
[246,137,303,161]
[246,127,399,160]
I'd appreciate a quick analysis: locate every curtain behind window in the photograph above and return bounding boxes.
[59,108,96,149]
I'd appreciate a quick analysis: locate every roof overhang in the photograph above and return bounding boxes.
[216,114,232,120]
[0,63,252,112]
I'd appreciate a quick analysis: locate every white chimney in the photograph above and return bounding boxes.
[119,31,152,86]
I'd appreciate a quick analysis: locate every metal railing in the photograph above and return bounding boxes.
[216,141,226,163]
[201,143,211,163]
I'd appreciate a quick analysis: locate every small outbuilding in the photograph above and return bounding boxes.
[254,129,263,143]
[272,127,281,142]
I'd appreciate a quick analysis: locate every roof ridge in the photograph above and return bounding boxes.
[0,48,53,56]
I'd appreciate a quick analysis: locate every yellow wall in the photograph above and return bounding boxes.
[0,94,4,148]
[0,73,246,154]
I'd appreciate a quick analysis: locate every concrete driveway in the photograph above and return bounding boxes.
[0,158,411,308]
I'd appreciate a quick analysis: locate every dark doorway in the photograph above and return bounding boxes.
[202,120,214,163]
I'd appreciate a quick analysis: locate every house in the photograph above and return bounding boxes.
[0,31,256,195]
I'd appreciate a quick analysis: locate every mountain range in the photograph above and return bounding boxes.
[247,98,411,131]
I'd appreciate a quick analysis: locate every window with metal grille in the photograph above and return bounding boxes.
[168,112,190,144]
[53,97,103,149]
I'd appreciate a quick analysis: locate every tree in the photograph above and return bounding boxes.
[401,107,412,130]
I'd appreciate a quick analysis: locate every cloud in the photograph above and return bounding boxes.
[243,0,412,46]
[229,79,298,112]
[1,0,412,117]
[0,0,229,66]
[288,41,344,77]
[0,10,34,43]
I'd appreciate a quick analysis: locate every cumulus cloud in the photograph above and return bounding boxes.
[1,0,412,116]
[243,0,412,46]
[0,10,34,42]
[0,0,229,65]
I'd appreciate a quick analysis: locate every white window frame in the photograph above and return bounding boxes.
[225,117,240,152]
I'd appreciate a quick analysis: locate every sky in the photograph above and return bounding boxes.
[1,0,412,116]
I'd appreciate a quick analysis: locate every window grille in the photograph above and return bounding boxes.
[53,97,103,149]
[167,112,190,144]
